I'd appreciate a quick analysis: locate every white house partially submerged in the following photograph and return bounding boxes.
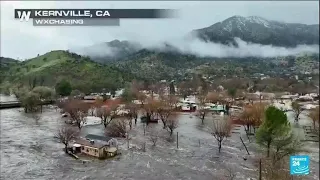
[71,134,118,158]
[81,116,102,126]
[177,96,197,111]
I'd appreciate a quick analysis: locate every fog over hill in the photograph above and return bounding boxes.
[71,15,319,61]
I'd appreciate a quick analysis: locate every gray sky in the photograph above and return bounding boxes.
[1,1,319,59]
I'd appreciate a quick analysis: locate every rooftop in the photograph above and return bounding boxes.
[85,134,113,142]
[74,138,108,149]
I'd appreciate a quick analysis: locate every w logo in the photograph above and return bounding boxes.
[16,10,32,22]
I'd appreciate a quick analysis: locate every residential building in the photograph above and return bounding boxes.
[71,134,118,159]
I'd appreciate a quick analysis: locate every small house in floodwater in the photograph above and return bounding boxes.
[71,134,118,159]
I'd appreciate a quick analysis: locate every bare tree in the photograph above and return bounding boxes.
[63,99,91,130]
[56,126,77,153]
[206,91,222,104]
[223,164,236,180]
[197,92,209,124]
[126,103,139,126]
[142,98,160,126]
[96,106,117,128]
[291,101,303,122]
[308,106,319,131]
[211,117,232,153]
[239,105,255,135]
[106,118,127,137]
[166,113,179,136]
[91,97,104,116]
[239,103,267,135]
[156,98,174,129]
[177,81,193,99]
[136,91,147,106]
[149,130,159,146]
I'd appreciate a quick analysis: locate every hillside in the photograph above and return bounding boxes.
[0,57,19,67]
[114,49,319,81]
[0,57,19,84]
[192,16,319,47]
[1,51,134,93]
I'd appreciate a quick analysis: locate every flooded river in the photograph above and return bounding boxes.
[0,95,319,180]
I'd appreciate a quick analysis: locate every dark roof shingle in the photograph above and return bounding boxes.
[85,134,113,142]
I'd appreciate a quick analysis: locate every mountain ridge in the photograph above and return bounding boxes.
[70,15,319,62]
[192,15,319,47]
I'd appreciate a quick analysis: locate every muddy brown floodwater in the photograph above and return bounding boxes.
[0,97,319,180]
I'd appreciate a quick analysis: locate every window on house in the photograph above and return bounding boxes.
[81,146,84,150]
[86,148,89,152]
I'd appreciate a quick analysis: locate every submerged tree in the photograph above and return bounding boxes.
[166,113,179,136]
[64,100,91,130]
[21,91,41,113]
[142,98,160,125]
[197,92,209,125]
[156,97,176,129]
[291,101,303,123]
[240,103,267,135]
[211,117,232,153]
[96,106,117,128]
[56,125,77,153]
[106,118,127,137]
[126,102,139,125]
[149,129,160,146]
[308,106,319,131]
[256,106,292,157]
[31,86,55,112]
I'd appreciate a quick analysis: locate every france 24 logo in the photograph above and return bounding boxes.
[290,155,310,175]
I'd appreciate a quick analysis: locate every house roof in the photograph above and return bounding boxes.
[74,138,108,149]
[85,134,113,142]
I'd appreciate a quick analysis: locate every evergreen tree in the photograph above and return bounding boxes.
[256,106,291,157]
[169,82,175,95]
[55,79,72,97]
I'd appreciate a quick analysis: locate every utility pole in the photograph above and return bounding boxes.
[176,132,179,149]
[259,158,262,180]
[126,132,129,149]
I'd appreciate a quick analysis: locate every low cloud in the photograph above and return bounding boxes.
[144,36,319,58]
[72,36,319,59]
[72,43,114,58]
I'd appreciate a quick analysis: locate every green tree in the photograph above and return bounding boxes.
[55,79,72,96]
[70,89,84,98]
[21,91,41,113]
[227,88,237,102]
[32,86,55,100]
[121,87,135,102]
[31,86,55,112]
[256,106,291,157]
[169,82,175,95]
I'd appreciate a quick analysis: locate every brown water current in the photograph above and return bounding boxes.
[0,95,319,180]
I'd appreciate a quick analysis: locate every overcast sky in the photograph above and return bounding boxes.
[1,1,319,59]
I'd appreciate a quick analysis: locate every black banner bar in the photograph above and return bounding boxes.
[14,9,176,19]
